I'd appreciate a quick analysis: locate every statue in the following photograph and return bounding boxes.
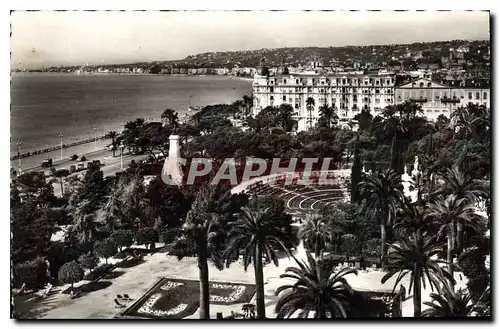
[413,156,419,172]
[412,156,419,177]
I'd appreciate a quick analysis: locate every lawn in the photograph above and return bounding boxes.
[122,277,256,319]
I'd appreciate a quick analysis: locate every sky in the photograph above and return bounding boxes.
[10,11,490,69]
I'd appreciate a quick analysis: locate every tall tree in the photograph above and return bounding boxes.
[435,166,488,252]
[425,195,483,280]
[350,133,362,203]
[105,130,119,157]
[275,252,357,318]
[306,97,315,129]
[299,214,333,259]
[358,170,404,269]
[171,185,239,319]
[161,108,180,133]
[318,104,338,129]
[382,230,454,317]
[224,206,291,319]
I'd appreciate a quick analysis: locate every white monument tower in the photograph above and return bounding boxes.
[161,135,184,186]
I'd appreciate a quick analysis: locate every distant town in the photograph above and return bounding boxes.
[14,39,490,83]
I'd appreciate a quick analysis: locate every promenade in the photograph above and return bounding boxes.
[11,139,110,172]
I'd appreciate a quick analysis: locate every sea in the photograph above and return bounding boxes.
[10,73,252,155]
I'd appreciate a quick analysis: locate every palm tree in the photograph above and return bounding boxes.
[105,130,119,157]
[358,170,405,269]
[275,251,357,318]
[306,97,315,129]
[172,186,235,319]
[102,182,125,230]
[422,284,474,317]
[318,104,338,129]
[382,229,454,317]
[223,207,291,319]
[435,166,488,252]
[425,195,482,279]
[393,197,426,239]
[276,104,297,133]
[161,108,180,132]
[299,214,333,259]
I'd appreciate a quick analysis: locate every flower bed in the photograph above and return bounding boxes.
[122,278,256,319]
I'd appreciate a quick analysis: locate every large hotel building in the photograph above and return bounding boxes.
[252,73,490,131]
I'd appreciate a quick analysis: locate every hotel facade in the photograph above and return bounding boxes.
[252,73,490,131]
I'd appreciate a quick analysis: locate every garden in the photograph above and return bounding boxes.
[122,278,256,319]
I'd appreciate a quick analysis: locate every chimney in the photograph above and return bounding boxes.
[161,135,183,186]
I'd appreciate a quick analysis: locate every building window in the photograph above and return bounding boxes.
[476,92,480,100]
[468,92,473,100]
[398,95,402,101]
[364,97,368,102]
[427,82,432,87]
[283,95,286,101]
[353,104,357,109]
[419,82,424,87]
[284,79,287,84]
[295,104,299,109]
[270,87,274,93]
[412,83,416,87]
[484,92,488,99]
[375,89,380,94]
[364,104,368,110]
[342,79,346,84]
[270,96,274,100]
[435,95,440,100]
[375,99,380,104]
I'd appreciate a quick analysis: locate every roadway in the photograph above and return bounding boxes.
[15,143,150,197]
[51,151,149,197]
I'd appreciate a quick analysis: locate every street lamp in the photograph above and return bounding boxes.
[120,142,125,172]
[59,132,64,161]
[16,140,22,172]
[93,127,98,151]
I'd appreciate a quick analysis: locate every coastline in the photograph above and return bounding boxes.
[13,71,255,81]
[11,135,109,161]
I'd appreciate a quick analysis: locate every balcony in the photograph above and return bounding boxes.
[409,98,428,103]
[441,97,461,104]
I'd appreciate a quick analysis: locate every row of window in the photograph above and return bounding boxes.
[396,91,488,100]
[270,77,395,86]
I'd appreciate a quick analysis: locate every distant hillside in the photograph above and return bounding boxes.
[160,39,490,68]
[43,39,490,71]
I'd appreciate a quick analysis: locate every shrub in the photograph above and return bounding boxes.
[70,154,78,161]
[135,227,156,249]
[78,253,99,270]
[163,228,181,244]
[83,263,114,281]
[94,239,118,264]
[13,257,48,291]
[114,251,127,259]
[58,261,84,288]
[110,229,134,252]
[80,156,87,161]
[364,238,382,258]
